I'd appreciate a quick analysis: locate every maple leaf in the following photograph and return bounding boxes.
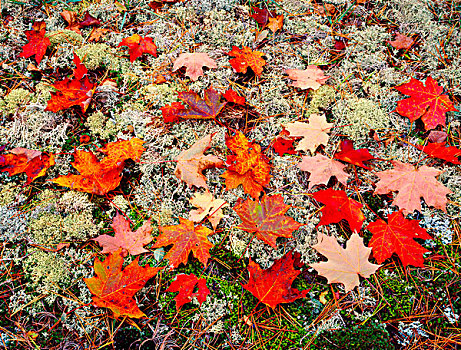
[367,211,432,267]
[118,34,157,62]
[45,53,95,113]
[223,88,246,105]
[174,133,224,190]
[285,66,330,90]
[374,160,452,214]
[228,46,266,76]
[267,14,284,33]
[416,142,461,164]
[61,10,81,34]
[88,27,110,42]
[92,213,153,256]
[387,33,414,50]
[52,138,145,195]
[272,129,297,156]
[189,192,228,230]
[298,154,349,189]
[172,53,217,81]
[312,188,365,233]
[78,11,101,27]
[19,21,50,64]
[166,274,210,310]
[0,147,55,184]
[250,7,276,26]
[84,249,161,318]
[222,132,271,199]
[284,114,333,153]
[234,194,302,248]
[334,139,374,169]
[310,233,381,292]
[395,76,458,130]
[153,217,214,268]
[242,251,308,308]
[161,102,185,123]
[176,88,227,119]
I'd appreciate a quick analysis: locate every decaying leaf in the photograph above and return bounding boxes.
[310,233,381,292]
[242,251,308,308]
[84,249,161,318]
[228,46,266,76]
[285,114,333,153]
[234,194,303,248]
[267,14,284,33]
[177,88,226,119]
[118,34,157,62]
[298,154,349,189]
[173,53,217,81]
[374,160,452,214]
[387,33,414,50]
[166,273,210,310]
[19,21,50,64]
[174,133,224,190]
[92,213,153,256]
[285,66,329,90]
[153,218,214,268]
[189,192,228,230]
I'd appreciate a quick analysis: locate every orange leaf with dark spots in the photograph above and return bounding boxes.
[177,88,226,119]
[234,194,302,248]
[118,34,157,62]
[19,21,50,64]
[84,249,161,318]
[166,274,210,310]
[228,46,266,76]
[334,139,374,169]
[242,251,308,308]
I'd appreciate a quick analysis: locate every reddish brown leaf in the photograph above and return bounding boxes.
[166,274,210,310]
[93,213,153,256]
[312,188,365,233]
[19,21,50,64]
[387,33,414,50]
[228,46,266,76]
[367,211,432,267]
[267,14,283,33]
[78,11,101,27]
[334,139,374,169]
[223,88,246,105]
[88,27,110,42]
[84,249,161,318]
[250,7,276,26]
[395,76,458,130]
[177,88,226,119]
[153,218,214,268]
[61,10,81,34]
[118,34,157,62]
[234,194,302,248]
[242,251,308,308]
[416,142,461,164]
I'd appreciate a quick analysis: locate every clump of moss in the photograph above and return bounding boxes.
[75,43,114,70]
[305,85,337,117]
[85,111,121,139]
[46,30,84,46]
[2,88,30,115]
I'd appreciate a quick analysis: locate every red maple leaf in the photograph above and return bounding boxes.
[45,53,96,113]
[250,6,276,26]
[19,21,50,64]
[177,88,227,119]
[334,139,375,169]
[234,194,303,248]
[223,88,246,105]
[242,251,308,308]
[84,249,161,318]
[228,46,266,76]
[416,142,461,164]
[118,34,157,62]
[312,188,365,233]
[161,102,185,123]
[166,273,210,310]
[272,129,297,156]
[366,211,432,267]
[395,76,458,130]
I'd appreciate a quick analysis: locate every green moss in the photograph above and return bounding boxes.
[46,30,84,46]
[2,88,30,115]
[75,43,115,70]
[85,111,121,140]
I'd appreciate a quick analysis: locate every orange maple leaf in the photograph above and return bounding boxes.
[118,34,157,62]
[19,21,50,64]
[84,249,161,318]
[52,138,145,195]
[222,132,271,199]
[228,46,266,76]
[153,218,214,268]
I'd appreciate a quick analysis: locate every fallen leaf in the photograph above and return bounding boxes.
[334,139,374,169]
[78,11,101,27]
[416,142,461,164]
[428,130,447,143]
[222,132,271,198]
[223,88,246,105]
[161,102,185,123]
[61,10,81,34]
[92,213,153,256]
[395,76,458,130]
[174,133,224,190]
[250,7,276,26]
[310,233,381,292]
[298,154,349,189]
[166,273,210,310]
[118,34,157,62]
[312,3,336,16]
[312,188,365,233]
[367,211,432,267]
[189,192,228,230]
[267,14,283,33]
[84,249,161,318]
[0,147,55,184]
[242,251,308,308]
[387,33,414,50]
[285,66,330,90]
[88,27,110,42]
[234,194,303,248]
[374,160,452,214]
[52,138,145,195]
[272,129,297,156]
[153,217,214,268]
[285,114,333,153]
[19,21,50,64]
[172,53,217,81]
[228,46,266,76]
[177,88,227,119]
